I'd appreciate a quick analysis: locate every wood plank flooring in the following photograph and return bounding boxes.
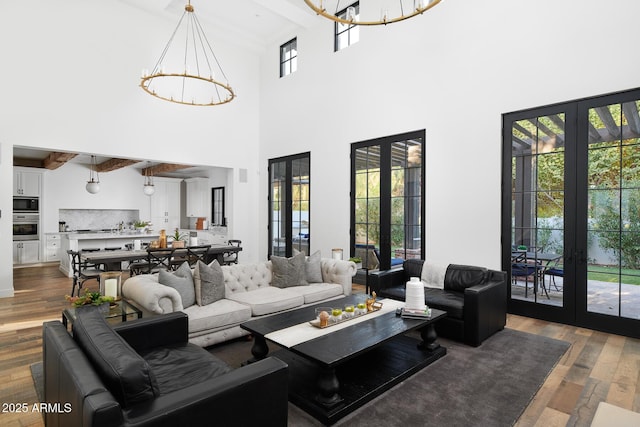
[1,264,639,426]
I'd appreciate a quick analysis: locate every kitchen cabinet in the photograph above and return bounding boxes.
[13,169,42,197]
[150,178,181,232]
[45,233,61,262]
[185,177,210,218]
[13,240,40,264]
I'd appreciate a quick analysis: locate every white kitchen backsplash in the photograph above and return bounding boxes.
[59,209,139,231]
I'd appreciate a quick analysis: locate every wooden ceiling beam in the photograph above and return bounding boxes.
[43,152,78,170]
[96,158,141,173]
[142,163,192,176]
[622,102,640,135]
[595,106,620,139]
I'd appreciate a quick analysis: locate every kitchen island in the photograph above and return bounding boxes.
[59,231,159,277]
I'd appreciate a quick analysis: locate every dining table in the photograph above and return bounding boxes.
[80,244,242,271]
[511,250,562,298]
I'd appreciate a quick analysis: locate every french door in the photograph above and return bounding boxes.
[350,130,424,270]
[268,153,311,258]
[503,87,640,338]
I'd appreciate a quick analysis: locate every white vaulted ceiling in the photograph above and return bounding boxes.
[117,0,318,52]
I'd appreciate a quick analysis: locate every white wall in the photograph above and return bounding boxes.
[258,0,640,270]
[0,0,261,296]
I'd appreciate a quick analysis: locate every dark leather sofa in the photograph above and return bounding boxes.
[370,259,507,346]
[43,308,289,427]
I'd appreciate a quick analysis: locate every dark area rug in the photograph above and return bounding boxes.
[31,328,569,427]
[209,328,570,426]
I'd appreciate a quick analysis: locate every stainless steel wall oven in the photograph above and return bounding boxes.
[13,213,39,241]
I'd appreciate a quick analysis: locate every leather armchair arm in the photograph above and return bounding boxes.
[462,270,507,346]
[114,312,188,352]
[124,357,289,427]
[368,268,406,294]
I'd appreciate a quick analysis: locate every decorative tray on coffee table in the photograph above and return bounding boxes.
[308,302,383,329]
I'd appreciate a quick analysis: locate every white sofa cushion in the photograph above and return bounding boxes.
[183,298,252,335]
[227,287,304,316]
[222,262,272,294]
[284,283,344,304]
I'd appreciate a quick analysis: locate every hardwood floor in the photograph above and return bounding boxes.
[1,265,639,426]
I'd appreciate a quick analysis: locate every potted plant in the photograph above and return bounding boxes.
[134,220,149,233]
[66,290,115,313]
[171,228,187,248]
[349,257,363,269]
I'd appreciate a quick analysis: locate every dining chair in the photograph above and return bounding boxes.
[542,256,564,292]
[67,250,103,297]
[129,248,175,275]
[511,251,544,298]
[223,240,242,265]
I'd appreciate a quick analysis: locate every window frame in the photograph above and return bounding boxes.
[280,38,297,78]
[334,2,359,52]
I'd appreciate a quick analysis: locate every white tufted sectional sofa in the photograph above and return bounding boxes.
[122,258,356,347]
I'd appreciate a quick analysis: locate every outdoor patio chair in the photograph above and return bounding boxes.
[542,256,564,291]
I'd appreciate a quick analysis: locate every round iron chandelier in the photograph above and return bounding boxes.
[303,0,442,26]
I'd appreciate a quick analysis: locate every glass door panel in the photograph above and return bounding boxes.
[587,101,640,320]
[270,160,287,257]
[510,114,566,306]
[354,146,381,269]
[292,157,310,255]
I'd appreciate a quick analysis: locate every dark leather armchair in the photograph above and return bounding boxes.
[43,308,289,427]
[370,259,507,346]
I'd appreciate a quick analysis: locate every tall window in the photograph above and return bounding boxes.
[280,38,297,78]
[351,130,424,270]
[335,2,359,52]
[269,153,310,257]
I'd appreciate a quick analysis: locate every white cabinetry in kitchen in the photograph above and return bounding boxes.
[44,233,61,262]
[149,177,181,231]
[185,177,210,218]
[13,241,40,264]
[13,168,42,197]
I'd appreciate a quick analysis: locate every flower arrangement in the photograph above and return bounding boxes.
[66,289,114,307]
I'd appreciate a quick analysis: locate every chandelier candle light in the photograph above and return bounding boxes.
[304,0,442,26]
[140,1,235,106]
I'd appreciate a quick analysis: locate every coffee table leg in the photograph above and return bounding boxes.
[418,323,441,352]
[315,366,343,408]
[244,335,269,365]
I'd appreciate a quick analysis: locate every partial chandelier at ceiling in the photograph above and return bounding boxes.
[304,0,442,26]
[140,1,235,106]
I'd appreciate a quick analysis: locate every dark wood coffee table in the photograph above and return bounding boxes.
[240,295,447,425]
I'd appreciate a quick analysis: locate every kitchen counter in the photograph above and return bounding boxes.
[64,231,160,240]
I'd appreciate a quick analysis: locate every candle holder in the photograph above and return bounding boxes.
[100,272,122,301]
[331,248,343,260]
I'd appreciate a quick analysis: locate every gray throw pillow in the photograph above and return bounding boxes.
[305,250,323,283]
[193,260,225,306]
[158,262,195,308]
[271,252,307,288]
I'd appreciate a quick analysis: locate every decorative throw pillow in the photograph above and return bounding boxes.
[193,260,225,306]
[305,250,323,283]
[271,252,307,288]
[158,262,195,308]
